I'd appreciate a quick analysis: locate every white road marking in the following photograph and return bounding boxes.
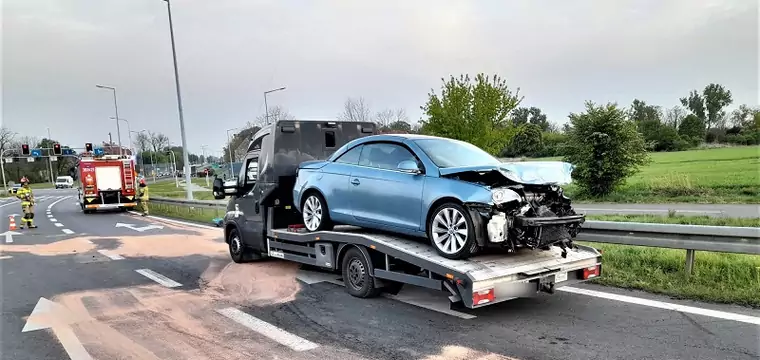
[128,211,220,230]
[47,214,53,218]
[216,307,320,351]
[559,287,760,325]
[50,218,58,222]
[62,229,74,235]
[22,297,93,360]
[135,269,182,288]
[47,196,70,210]
[97,250,124,260]
[0,255,12,260]
[54,223,64,227]
[0,201,19,209]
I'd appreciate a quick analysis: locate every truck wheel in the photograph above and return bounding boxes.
[341,247,381,298]
[227,227,260,263]
[301,192,333,232]
[427,202,478,260]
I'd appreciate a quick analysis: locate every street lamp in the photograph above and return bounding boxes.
[264,86,286,125]
[110,117,132,154]
[96,84,123,155]
[159,0,193,200]
[226,127,237,178]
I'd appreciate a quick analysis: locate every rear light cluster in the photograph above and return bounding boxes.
[582,265,601,280]
[473,288,495,306]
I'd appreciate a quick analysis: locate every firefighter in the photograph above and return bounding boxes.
[16,177,38,229]
[137,178,149,216]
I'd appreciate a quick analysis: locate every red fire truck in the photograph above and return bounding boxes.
[77,154,138,213]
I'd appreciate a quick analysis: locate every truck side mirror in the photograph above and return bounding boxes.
[212,177,238,199]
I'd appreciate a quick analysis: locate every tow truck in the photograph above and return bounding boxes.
[213,120,602,309]
[76,154,139,213]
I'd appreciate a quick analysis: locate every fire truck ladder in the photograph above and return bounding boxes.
[122,160,134,191]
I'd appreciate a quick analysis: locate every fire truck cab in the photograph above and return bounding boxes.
[76,154,138,213]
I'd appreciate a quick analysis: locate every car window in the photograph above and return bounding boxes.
[414,138,501,168]
[334,145,363,164]
[245,158,258,184]
[358,143,416,171]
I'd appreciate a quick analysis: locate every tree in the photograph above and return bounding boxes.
[375,108,408,128]
[501,123,543,158]
[420,73,522,155]
[148,132,169,153]
[680,84,733,130]
[0,127,15,157]
[511,106,551,132]
[135,132,151,152]
[338,97,371,122]
[257,105,295,127]
[563,101,649,197]
[730,104,760,128]
[664,105,687,129]
[678,114,706,145]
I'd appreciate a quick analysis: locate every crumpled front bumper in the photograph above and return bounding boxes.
[513,214,585,227]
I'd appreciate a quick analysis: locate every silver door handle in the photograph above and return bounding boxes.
[351,178,360,185]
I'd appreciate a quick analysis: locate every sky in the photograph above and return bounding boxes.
[2,0,758,155]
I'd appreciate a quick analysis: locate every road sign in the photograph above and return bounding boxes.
[27,157,35,163]
[93,148,105,156]
[62,148,75,155]
[50,156,58,162]
[31,149,42,157]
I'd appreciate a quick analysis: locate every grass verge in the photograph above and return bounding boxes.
[586,214,760,227]
[149,181,215,200]
[149,201,760,307]
[581,241,760,308]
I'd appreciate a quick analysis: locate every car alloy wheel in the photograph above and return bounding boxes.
[431,207,469,255]
[303,195,323,231]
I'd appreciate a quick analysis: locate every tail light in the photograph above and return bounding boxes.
[582,265,601,280]
[473,288,495,305]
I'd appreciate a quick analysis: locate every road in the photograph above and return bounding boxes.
[575,203,760,218]
[1,188,758,360]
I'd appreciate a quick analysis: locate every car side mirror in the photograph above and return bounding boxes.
[397,160,421,174]
[212,177,238,199]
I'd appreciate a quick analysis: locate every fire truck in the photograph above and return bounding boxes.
[76,154,139,213]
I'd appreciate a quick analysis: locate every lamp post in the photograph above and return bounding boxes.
[95,84,122,155]
[226,127,237,178]
[46,127,55,183]
[159,0,193,200]
[110,117,132,155]
[264,87,286,125]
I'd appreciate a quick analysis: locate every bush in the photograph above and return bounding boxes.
[678,114,706,141]
[563,101,650,196]
[501,123,542,157]
[534,132,568,157]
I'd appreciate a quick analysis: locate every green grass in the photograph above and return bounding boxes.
[150,201,222,224]
[587,214,760,227]
[30,182,54,189]
[149,181,215,200]
[525,146,760,204]
[582,241,760,307]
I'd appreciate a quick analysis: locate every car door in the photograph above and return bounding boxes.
[236,154,265,250]
[350,142,425,231]
[319,144,364,223]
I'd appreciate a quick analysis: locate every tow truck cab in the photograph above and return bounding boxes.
[214,120,377,254]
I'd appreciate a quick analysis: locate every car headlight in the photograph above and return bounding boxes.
[491,188,522,204]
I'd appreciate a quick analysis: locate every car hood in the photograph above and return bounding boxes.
[439,161,575,186]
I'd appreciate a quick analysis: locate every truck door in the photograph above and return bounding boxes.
[236,154,266,251]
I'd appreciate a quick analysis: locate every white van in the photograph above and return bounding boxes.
[55,176,74,189]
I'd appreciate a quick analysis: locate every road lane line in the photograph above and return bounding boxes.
[47,196,70,210]
[97,250,124,260]
[135,269,182,288]
[0,201,19,209]
[216,307,320,351]
[50,218,58,222]
[62,229,74,235]
[559,287,760,325]
[54,223,64,227]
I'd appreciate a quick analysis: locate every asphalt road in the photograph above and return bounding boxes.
[1,188,758,360]
[575,203,760,218]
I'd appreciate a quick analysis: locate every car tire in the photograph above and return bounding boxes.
[301,192,334,232]
[341,247,381,298]
[227,227,260,263]
[427,202,478,260]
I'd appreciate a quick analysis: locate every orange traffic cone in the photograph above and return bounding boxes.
[9,216,17,231]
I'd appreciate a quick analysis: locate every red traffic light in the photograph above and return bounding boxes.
[85,143,93,152]
[21,144,30,156]
[53,143,62,155]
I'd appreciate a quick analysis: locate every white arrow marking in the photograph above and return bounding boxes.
[2,231,20,243]
[114,223,164,232]
[23,297,93,360]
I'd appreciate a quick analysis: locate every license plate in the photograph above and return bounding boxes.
[555,272,568,283]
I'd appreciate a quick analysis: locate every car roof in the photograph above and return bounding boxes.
[352,133,448,144]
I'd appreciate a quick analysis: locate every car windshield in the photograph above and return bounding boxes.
[56,177,68,182]
[414,138,501,168]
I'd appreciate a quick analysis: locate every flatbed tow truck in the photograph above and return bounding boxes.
[214,120,602,309]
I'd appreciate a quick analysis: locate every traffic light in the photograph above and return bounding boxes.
[21,144,30,156]
[85,143,93,152]
[53,143,62,155]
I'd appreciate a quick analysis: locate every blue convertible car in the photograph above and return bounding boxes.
[293,134,585,260]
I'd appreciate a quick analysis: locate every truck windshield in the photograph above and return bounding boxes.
[413,138,501,168]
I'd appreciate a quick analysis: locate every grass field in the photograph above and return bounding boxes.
[149,180,215,200]
[587,214,760,227]
[530,146,760,204]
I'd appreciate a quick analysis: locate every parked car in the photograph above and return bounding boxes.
[7,183,21,194]
[293,134,585,260]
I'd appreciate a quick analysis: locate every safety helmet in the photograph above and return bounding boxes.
[139,178,146,186]
[20,176,29,184]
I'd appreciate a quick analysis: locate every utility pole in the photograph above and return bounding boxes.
[46,128,55,183]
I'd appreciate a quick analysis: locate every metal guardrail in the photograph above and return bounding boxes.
[150,196,760,274]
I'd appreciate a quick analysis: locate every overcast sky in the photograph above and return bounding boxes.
[2,0,757,155]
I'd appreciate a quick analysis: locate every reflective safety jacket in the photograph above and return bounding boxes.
[16,186,34,206]
[138,186,149,201]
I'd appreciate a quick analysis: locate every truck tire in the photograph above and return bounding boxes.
[301,192,333,232]
[341,247,381,298]
[227,227,260,263]
[427,202,478,260]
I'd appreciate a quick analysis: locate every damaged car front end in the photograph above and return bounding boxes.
[443,162,585,258]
